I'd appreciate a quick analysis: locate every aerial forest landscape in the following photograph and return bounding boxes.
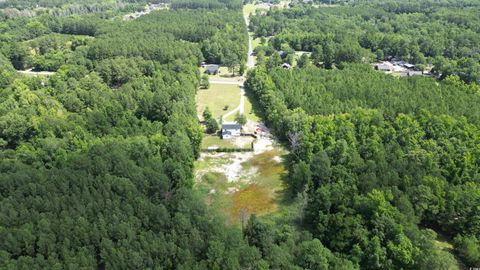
[0,0,480,269]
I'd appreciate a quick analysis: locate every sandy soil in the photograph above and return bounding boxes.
[198,123,277,183]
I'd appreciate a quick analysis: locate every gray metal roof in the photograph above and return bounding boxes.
[222,124,241,130]
[205,64,219,72]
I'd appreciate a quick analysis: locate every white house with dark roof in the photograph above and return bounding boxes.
[205,64,220,75]
[221,123,241,139]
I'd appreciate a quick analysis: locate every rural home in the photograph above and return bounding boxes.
[222,123,241,139]
[375,64,391,72]
[282,63,292,69]
[205,64,220,75]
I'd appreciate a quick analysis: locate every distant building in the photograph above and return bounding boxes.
[375,64,391,71]
[222,123,241,139]
[205,64,220,75]
[282,63,292,69]
[407,71,423,76]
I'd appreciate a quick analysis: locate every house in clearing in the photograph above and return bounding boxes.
[282,63,292,69]
[222,123,241,139]
[375,64,391,72]
[205,64,220,75]
[407,70,423,76]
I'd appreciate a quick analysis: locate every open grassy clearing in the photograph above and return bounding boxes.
[202,135,237,149]
[252,37,261,50]
[224,94,259,122]
[196,83,240,121]
[195,144,287,225]
[243,4,264,17]
[201,135,254,149]
[229,149,287,222]
[432,230,468,270]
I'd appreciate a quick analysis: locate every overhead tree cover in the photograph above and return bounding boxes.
[0,0,255,268]
[245,64,480,269]
[1,0,480,269]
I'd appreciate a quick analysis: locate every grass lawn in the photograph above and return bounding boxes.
[252,37,262,50]
[224,93,260,122]
[196,83,241,121]
[243,4,259,17]
[201,135,237,149]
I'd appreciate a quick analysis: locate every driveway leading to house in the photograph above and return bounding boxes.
[222,86,245,121]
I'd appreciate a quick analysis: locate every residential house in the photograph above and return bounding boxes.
[205,64,220,75]
[222,123,241,139]
[375,64,391,72]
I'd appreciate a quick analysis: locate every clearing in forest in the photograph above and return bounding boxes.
[196,83,241,121]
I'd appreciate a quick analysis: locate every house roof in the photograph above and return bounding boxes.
[205,64,219,72]
[376,64,391,70]
[222,123,241,130]
[408,71,423,76]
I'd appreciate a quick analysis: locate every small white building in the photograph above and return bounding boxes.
[222,123,241,139]
[282,63,292,69]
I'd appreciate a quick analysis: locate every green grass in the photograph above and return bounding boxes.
[243,4,260,17]
[252,37,262,50]
[196,83,241,120]
[202,135,254,149]
[224,93,260,122]
[228,148,287,223]
[199,66,239,79]
[201,135,237,149]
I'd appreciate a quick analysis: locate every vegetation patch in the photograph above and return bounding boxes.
[230,184,275,222]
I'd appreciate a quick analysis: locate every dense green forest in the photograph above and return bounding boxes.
[249,0,480,83]
[245,64,480,268]
[0,1,257,268]
[0,3,247,72]
[2,0,480,268]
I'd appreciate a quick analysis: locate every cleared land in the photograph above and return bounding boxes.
[224,94,259,122]
[196,83,241,121]
[201,135,254,149]
[195,139,287,224]
[200,66,239,79]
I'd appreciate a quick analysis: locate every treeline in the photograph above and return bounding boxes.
[0,2,346,268]
[1,7,247,72]
[0,0,164,9]
[171,0,242,10]
[245,65,480,268]
[249,0,480,84]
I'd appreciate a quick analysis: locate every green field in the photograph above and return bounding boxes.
[243,4,261,17]
[252,37,261,49]
[196,83,241,121]
[201,135,254,149]
[224,93,260,122]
